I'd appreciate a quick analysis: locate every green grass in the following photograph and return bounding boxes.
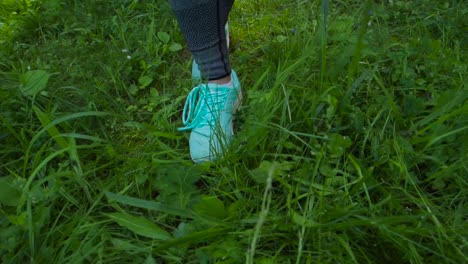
[1,0,467,263]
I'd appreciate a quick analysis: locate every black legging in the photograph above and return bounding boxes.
[168,0,234,81]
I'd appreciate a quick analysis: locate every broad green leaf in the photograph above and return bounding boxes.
[0,225,23,252]
[194,195,227,219]
[42,0,61,10]
[129,84,138,95]
[275,35,287,43]
[145,255,157,264]
[20,70,50,97]
[150,88,159,97]
[249,161,293,184]
[105,212,171,240]
[327,133,352,157]
[249,161,272,184]
[157,32,170,44]
[0,176,23,206]
[169,43,182,52]
[138,75,153,88]
[227,201,241,218]
[152,165,201,210]
[173,222,196,238]
[7,212,27,227]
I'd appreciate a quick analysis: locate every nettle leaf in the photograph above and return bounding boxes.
[20,70,50,97]
[105,212,171,240]
[157,32,170,44]
[0,176,25,206]
[194,195,227,219]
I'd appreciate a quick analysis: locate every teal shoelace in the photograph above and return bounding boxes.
[178,85,229,131]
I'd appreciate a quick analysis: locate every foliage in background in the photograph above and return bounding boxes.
[1,0,467,263]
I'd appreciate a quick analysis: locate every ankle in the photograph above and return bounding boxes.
[209,75,232,85]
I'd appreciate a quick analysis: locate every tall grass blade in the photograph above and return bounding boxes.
[105,191,193,218]
[105,212,172,240]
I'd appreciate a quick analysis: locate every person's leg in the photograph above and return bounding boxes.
[169,0,242,163]
[168,0,234,82]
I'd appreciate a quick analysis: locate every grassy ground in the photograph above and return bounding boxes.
[1,0,467,263]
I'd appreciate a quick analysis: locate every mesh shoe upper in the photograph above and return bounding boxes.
[179,70,241,162]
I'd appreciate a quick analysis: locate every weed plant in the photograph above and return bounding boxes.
[1,0,467,263]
